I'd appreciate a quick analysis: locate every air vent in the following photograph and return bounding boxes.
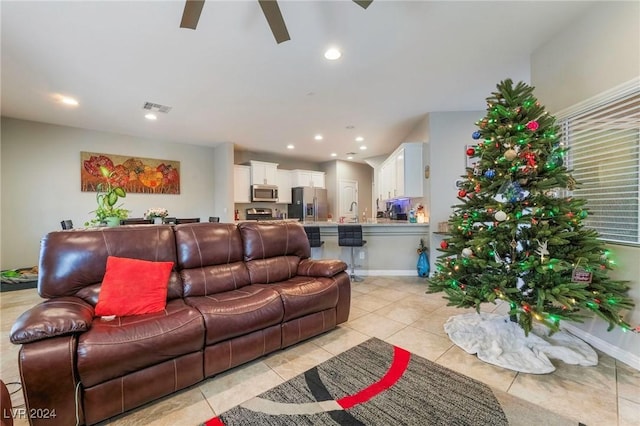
[142,102,172,114]
[346,152,357,155]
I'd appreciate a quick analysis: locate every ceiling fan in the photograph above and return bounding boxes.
[180,0,373,44]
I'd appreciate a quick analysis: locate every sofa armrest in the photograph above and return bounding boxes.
[10,297,94,344]
[297,258,347,278]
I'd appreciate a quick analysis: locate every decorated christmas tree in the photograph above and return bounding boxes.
[428,79,634,335]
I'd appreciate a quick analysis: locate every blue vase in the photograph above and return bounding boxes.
[417,252,429,277]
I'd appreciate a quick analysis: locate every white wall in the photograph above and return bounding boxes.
[426,111,484,271]
[0,117,221,269]
[532,0,639,367]
[532,1,640,113]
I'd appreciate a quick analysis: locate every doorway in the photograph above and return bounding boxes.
[338,179,358,221]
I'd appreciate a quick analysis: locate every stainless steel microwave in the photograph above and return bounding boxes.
[251,184,279,202]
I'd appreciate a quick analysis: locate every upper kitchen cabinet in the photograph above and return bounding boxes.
[250,161,278,185]
[234,165,251,203]
[379,142,424,201]
[276,169,292,204]
[291,169,325,188]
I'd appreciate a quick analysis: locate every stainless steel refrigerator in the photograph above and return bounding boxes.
[288,187,328,222]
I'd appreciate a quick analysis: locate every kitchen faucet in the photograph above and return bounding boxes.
[349,201,358,223]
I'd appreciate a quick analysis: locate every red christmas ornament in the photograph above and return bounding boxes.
[526,120,539,131]
[440,240,448,249]
[466,147,476,157]
[458,189,467,198]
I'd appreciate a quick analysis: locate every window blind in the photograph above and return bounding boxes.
[556,78,640,245]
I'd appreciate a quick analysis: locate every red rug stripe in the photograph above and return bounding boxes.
[205,417,225,426]
[337,345,411,409]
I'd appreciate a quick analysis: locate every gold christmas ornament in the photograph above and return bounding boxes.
[504,149,517,161]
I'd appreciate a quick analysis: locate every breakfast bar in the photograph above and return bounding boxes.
[301,221,430,276]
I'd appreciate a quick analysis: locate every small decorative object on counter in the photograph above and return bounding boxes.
[234,209,240,221]
[417,239,429,277]
[416,203,425,223]
[409,209,417,223]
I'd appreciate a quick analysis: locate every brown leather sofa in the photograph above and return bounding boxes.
[10,221,350,425]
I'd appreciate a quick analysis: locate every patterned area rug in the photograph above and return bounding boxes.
[205,338,582,425]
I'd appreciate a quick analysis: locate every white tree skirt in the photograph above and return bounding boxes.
[444,312,598,374]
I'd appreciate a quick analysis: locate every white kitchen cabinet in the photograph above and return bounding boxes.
[250,161,278,185]
[379,143,424,201]
[276,169,292,204]
[291,169,325,188]
[234,165,251,203]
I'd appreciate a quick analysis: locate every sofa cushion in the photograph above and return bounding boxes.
[256,276,339,322]
[95,256,174,317]
[77,299,204,388]
[239,221,310,261]
[174,223,245,269]
[185,285,284,345]
[181,262,251,297]
[245,255,301,284]
[38,226,180,299]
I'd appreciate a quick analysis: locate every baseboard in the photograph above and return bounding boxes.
[562,323,640,371]
[357,270,420,277]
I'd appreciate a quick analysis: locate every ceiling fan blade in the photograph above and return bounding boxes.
[258,0,290,44]
[353,0,373,9]
[180,0,205,30]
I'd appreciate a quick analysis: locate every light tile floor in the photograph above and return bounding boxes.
[1,277,638,425]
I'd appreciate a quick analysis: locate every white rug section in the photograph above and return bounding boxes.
[444,312,598,374]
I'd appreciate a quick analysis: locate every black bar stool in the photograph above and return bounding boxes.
[60,220,73,230]
[304,226,324,250]
[209,216,220,223]
[338,224,366,282]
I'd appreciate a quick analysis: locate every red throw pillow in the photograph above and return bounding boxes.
[95,256,174,317]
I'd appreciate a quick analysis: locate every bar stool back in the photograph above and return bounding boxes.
[304,226,324,248]
[338,224,366,281]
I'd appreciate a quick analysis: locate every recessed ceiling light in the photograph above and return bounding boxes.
[355,136,364,142]
[60,96,79,106]
[360,145,367,150]
[324,48,341,60]
[330,153,337,157]
[314,134,323,141]
[145,113,157,121]
[347,156,353,160]
[287,144,295,149]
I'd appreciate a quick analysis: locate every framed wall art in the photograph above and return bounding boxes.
[81,152,180,194]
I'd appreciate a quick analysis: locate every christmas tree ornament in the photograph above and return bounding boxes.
[535,239,549,261]
[504,148,517,161]
[484,169,496,178]
[495,180,528,203]
[458,189,467,198]
[440,240,448,249]
[466,147,476,157]
[472,131,481,140]
[461,248,473,258]
[545,152,564,169]
[526,120,539,131]
[494,210,507,221]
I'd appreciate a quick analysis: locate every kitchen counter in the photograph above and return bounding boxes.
[299,221,429,276]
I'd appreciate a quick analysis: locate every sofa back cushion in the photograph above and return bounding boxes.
[39,226,181,301]
[174,223,251,296]
[239,222,311,284]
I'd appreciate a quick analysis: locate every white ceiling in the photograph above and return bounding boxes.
[1,1,595,163]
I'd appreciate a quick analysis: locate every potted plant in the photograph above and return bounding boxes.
[85,166,129,227]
